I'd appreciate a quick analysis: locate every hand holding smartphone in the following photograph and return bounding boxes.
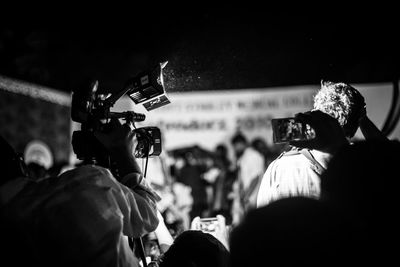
[197,217,219,233]
[191,215,230,250]
[272,111,348,153]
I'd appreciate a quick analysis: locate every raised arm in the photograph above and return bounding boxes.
[358,114,388,141]
[354,88,388,141]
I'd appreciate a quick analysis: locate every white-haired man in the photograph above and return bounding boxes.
[257,80,386,208]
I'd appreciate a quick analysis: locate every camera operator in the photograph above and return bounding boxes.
[256,80,387,208]
[0,119,160,267]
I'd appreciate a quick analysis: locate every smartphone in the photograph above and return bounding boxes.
[271,117,316,143]
[198,217,219,233]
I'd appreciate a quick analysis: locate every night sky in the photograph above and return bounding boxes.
[1,9,399,95]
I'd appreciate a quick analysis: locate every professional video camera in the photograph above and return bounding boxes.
[71,62,170,170]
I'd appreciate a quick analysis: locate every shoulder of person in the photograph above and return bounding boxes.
[278,146,303,158]
[60,164,113,178]
[57,164,122,190]
[0,177,32,205]
[273,147,314,167]
[280,147,326,176]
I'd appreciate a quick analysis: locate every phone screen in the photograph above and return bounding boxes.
[271,118,315,143]
[198,217,219,233]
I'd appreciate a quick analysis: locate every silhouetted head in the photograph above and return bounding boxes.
[159,230,229,267]
[230,197,365,267]
[251,137,270,156]
[231,133,247,158]
[215,144,228,159]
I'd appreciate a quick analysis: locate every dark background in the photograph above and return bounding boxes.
[1,8,399,94]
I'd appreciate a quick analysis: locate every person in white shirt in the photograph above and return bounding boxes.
[230,132,265,225]
[257,80,387,208]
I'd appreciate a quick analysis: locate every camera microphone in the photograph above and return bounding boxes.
[109,111,146,122]
[126,111,146,122]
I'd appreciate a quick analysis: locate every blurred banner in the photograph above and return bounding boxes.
[2,75,397,166]
[116,83,399,152]
[132,87,316,151]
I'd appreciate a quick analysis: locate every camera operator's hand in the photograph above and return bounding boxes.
[94,118,142,181]
[94,118,135,155]
[289,110,348,154]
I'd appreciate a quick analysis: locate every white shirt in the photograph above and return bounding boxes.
[238,147,265,190]
[256,151,321,208]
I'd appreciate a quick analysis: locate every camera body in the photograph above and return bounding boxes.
[71,63,169,168]
[271,117,315,143]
